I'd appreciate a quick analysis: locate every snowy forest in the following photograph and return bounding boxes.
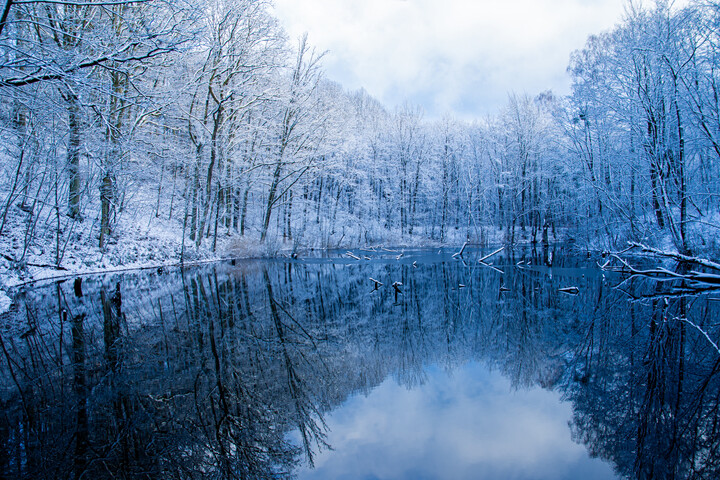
[1,0,720,277]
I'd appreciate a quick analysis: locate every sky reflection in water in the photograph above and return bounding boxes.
[294,362,618,480]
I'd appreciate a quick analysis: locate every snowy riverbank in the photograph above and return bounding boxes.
[0,207,484,315]
[0,210,221,314]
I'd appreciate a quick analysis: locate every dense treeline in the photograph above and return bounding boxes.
[1,0,720,269]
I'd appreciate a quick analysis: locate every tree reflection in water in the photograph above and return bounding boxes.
[566,263,720,480]
[0,248,718,479]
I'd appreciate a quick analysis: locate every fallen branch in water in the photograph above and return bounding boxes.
[606,254,686,279]
[452,241,468,259]
[478,247,504,264]
[559,286,580,295]
[604,252,720,293]
[622,285,720,301]
[628,242,720,272]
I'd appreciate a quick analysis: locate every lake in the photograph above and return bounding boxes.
[1,247,719,479]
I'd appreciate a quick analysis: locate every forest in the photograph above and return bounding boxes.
[1,0,720,280]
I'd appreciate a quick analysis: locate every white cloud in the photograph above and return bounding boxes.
[271,0,638,118]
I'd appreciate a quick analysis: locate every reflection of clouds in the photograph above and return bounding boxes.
[295,362,617,479]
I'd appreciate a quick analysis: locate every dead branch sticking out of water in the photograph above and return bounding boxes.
[603,247,720,292]
[452,242,468,259]
[559,286,580,295]
[478,247,504,264]
[628,242,720,272]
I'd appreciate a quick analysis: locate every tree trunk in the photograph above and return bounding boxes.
[675,108,688,254]
[99,174,112,249]
[409,162,420,236]
[286,189,293,240]
[240,184,250,236]
[190,145,201,242]
[261,163,282,242]
[67,91,81,219]
[197,107,222,248]
[650,163,665,230]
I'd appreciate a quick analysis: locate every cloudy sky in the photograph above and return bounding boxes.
[270,0,632,119]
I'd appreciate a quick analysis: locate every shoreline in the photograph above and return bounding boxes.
[0,238,575,312]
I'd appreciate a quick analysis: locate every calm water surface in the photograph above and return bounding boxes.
[1,247,718,479]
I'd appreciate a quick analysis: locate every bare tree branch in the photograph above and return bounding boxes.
[629,242,720,272]
[0,0,13,38]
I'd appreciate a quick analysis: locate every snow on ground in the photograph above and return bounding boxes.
[0,290,11,314]
[0,199,231,314]
[0,197,487,315]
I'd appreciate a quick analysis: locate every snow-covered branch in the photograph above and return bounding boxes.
[628,242,720,272]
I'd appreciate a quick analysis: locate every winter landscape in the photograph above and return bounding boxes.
[1,0,720,478]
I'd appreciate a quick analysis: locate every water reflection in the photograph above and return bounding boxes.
[294,363,617,480]
[0,248,718,479]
